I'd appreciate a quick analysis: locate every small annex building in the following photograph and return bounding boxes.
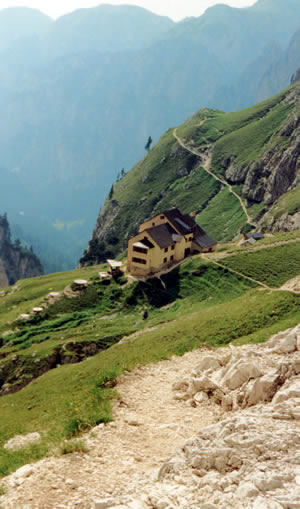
[127,208,217,277]
[240,232,265,246]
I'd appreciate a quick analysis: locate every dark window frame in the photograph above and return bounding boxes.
[132,257,147,265]
[133,246,148,255]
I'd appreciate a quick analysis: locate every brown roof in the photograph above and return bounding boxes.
[193,225,217,249]
[146,223,177,249]
[163,208,193,235]
[139,208,217,250]
[140,236,155,249]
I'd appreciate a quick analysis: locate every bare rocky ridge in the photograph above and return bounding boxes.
[1,324,299,508]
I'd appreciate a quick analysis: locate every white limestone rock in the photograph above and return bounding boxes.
[194,392,209,405]
[94,499,115,509]
[189,375,220,395]
[243,373,279,407]
[222,360,262,390]
[236,481,259,498]
[14,465,34,479]
[192,356,220,376]
[252,497,283,509]
[272,379,300,404]
[266,325,299,354]
[4,432,41,451]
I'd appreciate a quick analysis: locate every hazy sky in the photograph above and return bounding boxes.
[0,1,257,21]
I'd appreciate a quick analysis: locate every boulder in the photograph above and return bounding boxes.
[15,313,31,322]
[32,307,44,314]
[14,464,33,479]
[243,373,280,407]
[252,497,283,509]
[266,326,299,353]
[4,432,41,451]
[272,379,300,404]
[47,291,61,304]
[222,361,262,390]
[72,279,88,291]
[189,375,220,395]
[194,392,209,405]
[236,481,259,498]
[94,499,115,509]
[192,356,220,376]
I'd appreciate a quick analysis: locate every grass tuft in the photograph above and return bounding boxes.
[59,439,89,455]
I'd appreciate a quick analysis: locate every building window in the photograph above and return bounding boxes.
[132,257,146,265]
[164,247,168,253]
[171,245,175,250]
[160,215,165,219]
[189,236,193,241]
[170,255,174,261]
[152,222,155,226]
[163,257,167,263]
[133,246,148,254]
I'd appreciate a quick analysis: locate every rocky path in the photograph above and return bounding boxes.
[173,127,256,227]
[1,325,300,509]
[1,348,220,509]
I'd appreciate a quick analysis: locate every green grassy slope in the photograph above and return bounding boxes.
[81,84,299,265]
[221,242,300,287]
[0,235,299,476]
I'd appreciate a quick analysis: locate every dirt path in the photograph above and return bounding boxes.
[201,253,271,290]
[201,252,300,295]
[207,238,300,260]
[173,127,256,227]
[2,348,221,509]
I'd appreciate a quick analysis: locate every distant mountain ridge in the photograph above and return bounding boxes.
[0,7,52,51]
[1,0,300,272]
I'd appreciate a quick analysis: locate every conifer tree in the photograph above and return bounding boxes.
[145,136,152,152]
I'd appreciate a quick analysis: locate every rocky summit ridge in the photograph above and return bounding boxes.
[1,324,299,508]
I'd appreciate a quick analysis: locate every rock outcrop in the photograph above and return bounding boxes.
[1,324,299,509]
[0,214,43,288]
[153,325,300,509]
[224,87,300,208]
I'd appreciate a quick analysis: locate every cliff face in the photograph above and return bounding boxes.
[223,87,300,206]
[81,85,300,265]
[0,215,43,288]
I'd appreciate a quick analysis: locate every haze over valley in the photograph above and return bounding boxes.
[0,0,299,272]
